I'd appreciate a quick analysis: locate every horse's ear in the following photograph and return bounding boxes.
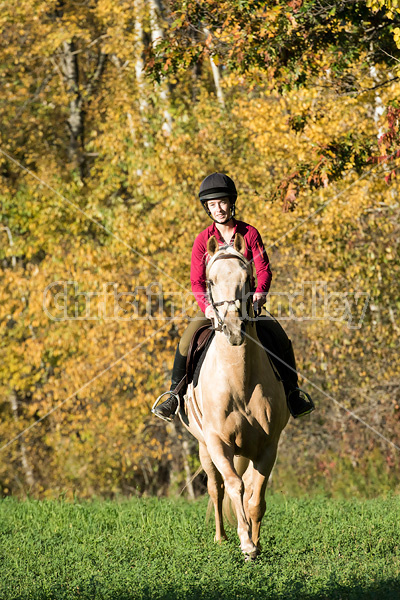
[207,236,219,257]
[234,233,246,255]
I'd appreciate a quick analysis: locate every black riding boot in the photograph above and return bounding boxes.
[152,346,187,422]
[278,342,315,419]
[256,320,314,419]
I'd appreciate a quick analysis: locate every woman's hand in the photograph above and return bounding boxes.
[205,305,216,320]
[253,292,267,307]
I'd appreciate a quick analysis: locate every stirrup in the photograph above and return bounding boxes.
[287,388,315,419]
[151,391,180,422]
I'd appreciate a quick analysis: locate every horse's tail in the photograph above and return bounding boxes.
[222,495,236,526]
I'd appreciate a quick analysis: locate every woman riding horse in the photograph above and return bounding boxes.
[152,173,314,421]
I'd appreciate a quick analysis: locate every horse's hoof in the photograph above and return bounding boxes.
[244,547,260,561]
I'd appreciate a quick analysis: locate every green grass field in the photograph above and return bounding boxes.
[1,494,399,600]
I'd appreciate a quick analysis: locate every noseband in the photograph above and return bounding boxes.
[206,251,252,333]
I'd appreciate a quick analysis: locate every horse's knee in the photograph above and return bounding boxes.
[224,477,244,499]
[248,497,266,523]
[208,479,224,502]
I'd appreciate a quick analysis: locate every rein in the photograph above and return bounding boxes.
[206,252,252,333]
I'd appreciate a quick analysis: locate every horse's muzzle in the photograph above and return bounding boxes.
[223,324,245,346]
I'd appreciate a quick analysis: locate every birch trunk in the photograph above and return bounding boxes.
[3,226,35,490]
[134,0,148,115]
[9,390,36,488]
[147,0,173,133]
[209,57,225,107]
[204,28,225,108]
[161,362,195,498]
[169,421,195,500]
[181,438,196,500]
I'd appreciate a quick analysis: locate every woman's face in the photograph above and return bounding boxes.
[207,198,231,223]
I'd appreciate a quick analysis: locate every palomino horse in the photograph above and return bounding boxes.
[180,233,289,559]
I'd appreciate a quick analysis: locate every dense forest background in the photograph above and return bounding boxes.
[1,0,399,499]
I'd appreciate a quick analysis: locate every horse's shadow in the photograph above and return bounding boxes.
[22,573,400,600]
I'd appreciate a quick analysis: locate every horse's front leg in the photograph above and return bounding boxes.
[199,442,227,542]
[248,445,278,550]
[205,434,257,559]
[241,461,253,529]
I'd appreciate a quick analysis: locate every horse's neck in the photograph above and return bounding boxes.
[213,324,261,382]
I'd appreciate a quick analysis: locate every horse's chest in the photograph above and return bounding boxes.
[224,411,270,459]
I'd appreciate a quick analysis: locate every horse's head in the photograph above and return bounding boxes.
[206,234,251,346]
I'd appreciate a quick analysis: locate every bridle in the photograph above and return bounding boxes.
[206,250,252,333]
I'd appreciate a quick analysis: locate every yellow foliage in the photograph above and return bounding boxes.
[0,1,399,498]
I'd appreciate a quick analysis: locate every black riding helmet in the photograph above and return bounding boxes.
[199,173,237,220]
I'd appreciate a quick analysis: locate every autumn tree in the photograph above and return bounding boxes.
[0,0,399,499]
[149,0,400,201]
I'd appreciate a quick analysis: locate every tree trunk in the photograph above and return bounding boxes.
[147,0,173,133]
[61,40,85,175]
[161,361,195,498]
[134,0,148,115]
[61,41,106,177]
[204,28,225,108]
[9,390,36,489]
[209,56,225,108]
[169,421,195,500]
[181,438,196,500]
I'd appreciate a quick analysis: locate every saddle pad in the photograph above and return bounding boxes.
[186,325,215,386]
[192,330,215,388]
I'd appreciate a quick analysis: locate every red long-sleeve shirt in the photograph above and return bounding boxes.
[190,219,272,313]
